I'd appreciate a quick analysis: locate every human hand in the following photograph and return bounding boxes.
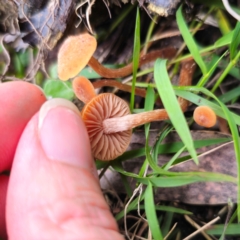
[0,81,123,239]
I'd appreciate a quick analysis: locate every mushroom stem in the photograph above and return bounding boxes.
[103,109,169,134]
[102,99,189,134]
[92,79,147,98]
[88,47,177,78]
[102,60,196,134]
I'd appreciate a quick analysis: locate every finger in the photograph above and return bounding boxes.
[7,99,123,240]
[0,81,46,239]
[0,175,8,239]
[0,81,46,172]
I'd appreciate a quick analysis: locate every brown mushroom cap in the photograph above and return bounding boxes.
[193,106,217,128]
[81,93,132,161]
[58,33,97,81]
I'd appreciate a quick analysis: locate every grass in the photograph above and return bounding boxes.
[102,3,240,239]
[58,3,239,237]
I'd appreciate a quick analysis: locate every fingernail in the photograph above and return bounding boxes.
[38,99,94,169]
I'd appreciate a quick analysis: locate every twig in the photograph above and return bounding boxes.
[222,0,240,21]
[0,36,11,81]
[183,215,220,240]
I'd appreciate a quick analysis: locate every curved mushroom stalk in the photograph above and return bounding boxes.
[87,47,177,78]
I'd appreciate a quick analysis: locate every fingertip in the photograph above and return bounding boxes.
[38,99,95,172]
[0,81,46,172]
[38,98,79,129]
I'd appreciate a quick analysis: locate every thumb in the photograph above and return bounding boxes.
[7,99,123,240]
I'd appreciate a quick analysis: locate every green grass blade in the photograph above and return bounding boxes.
[119,171,133,197]
[144,85,155,133]
[138,86,155,177]
[153,125,173,164]
[161,211,174,238]
[230,21,240,60]
[211,51,240,93]
[163,146,186,171]
[96,137,231,170]
[215,30,234,47]
[145,181,163,240]
[112,149,236,182]
[115,200,191,221]
[154,59,198,164]
[206,224,240,235]
[130,7,141,112]
[215,9,232,35]
[107,4,135,38]
[197,50,228,87]
[176,5,207,74]
[138,173,236,187]
[215,104,240,221]
[218,86,240,103]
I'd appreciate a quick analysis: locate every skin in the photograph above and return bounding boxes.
[0,81,123,240]
[0,81,46,172]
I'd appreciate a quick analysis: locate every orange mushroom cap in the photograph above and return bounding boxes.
[58,33,97,81]
[193,106,217,128]
[81,93,132,161]
[72,76,96,104]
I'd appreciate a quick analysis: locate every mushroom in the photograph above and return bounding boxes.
[57,33,178,80]
[193,106,217,128]
[73,76,132,160]
[73,59,196,161]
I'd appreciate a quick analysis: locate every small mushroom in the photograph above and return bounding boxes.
[193,106,217,128]
[57,33,177,80]
[73,76,132,160]
[82,93,132,161]
[73,60,195,160]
